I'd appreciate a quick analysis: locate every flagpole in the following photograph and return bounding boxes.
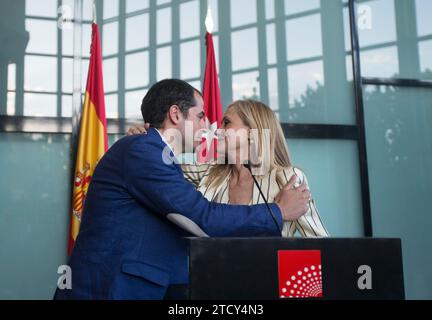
[69,0,84,255]
[67,0,108,254]
[92,0,97,24]
[200,4,222,163]
[205,6,214,34]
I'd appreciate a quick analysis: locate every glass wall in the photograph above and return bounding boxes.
[364,86,432,299]
[1,0,357,124]
[2,1,431,121]
[288,139,364,236]
[97,0,210,119]
[358,0,432,80]
[0,133,71,299]
[0,0,75,117]
[356,0,432,299]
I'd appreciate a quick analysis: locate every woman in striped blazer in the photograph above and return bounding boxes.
[129,99,329,237]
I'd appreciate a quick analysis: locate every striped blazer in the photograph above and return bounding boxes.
[181,164,329,237]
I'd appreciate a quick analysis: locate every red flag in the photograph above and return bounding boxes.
[67,23,108,255]
[199,32,223,163]
[278,250,323,298]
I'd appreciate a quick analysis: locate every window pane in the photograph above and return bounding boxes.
[180,41,200,79]
[103,58,118,92]
[266,23,276,65]
[125,90,147,119]
[104,93,118,118]
[157,8,172,44]
[25,19,57,54]
[268,68,278,112]
[232,71,260,101]
[25,56,57,92]
[62,27,74,56]
[103,0,119,19]
[286,14,322,61]
[103,21,118,56]
[61,95,72,117]
[62,58,73,93]
[24,93,57,116]
[231,28,258,71]
[357,0,396,48]
[360,46,399,78]
[82,23,92,58]
[25,0,57,17]
[346,55,353,81]
[286,60,323,120]
[126,14,149,51]
[180,0,199,39]
[363,85,432,299]
[285,59,355,125]
[157,46,172,80]
[81,59,89,91]
[265,0,275,20]
[416,0,432,36]
[125,51,149,89]
[207,0,219,32]
[231,0,257,28]
[8,63,16,91]
[82,0,94,21]
[419,41,432,79]
[126,0,149,13]
[157,0,171,5]
[7,92,16,116]
[212,35,220,73]
[188,80,202,92]
[287,139,363,237]
[343,7,351,52]
[284,0,319,15]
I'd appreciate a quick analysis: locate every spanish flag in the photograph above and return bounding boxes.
[67,23,108,255]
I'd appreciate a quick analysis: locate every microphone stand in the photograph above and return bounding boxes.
[244,161,282,236]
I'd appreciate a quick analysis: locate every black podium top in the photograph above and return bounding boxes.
[188,237,404,300]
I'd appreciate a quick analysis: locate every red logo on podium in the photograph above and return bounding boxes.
[278,250,323,298]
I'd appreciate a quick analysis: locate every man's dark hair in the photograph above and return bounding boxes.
[141,79,200,128]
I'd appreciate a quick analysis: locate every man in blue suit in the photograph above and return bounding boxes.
[55,79,310,300]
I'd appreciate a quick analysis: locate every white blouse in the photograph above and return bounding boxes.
[181,164,329,237]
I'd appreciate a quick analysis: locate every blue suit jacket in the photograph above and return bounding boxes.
[55,128,282,300]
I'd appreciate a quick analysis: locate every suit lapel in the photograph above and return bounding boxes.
[148,127,182,174]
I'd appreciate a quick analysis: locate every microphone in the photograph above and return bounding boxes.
[244,161,282,236]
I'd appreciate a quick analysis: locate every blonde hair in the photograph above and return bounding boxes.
[204,100,293,189]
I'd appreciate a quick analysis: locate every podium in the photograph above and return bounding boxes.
[187,238,404,300]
